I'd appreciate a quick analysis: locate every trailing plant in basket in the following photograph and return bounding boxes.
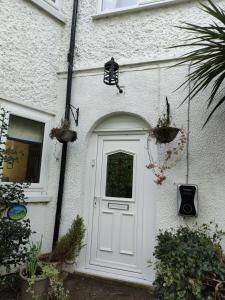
[174,0,225,126]
[147,129,186,184]
[146,98,186,184]
[50,119,77,143]
[151,223,225,300]
[150,97,180,144]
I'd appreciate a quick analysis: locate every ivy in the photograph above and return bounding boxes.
[152,223,225,300]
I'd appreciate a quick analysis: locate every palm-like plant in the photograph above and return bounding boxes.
[175,0,225,126]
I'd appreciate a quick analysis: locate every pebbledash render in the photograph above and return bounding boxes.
[1,0,225,285]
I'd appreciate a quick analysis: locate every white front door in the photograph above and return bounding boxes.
[89,134,153,280]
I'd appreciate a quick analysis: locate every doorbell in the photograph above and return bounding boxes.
[177,184,198,217]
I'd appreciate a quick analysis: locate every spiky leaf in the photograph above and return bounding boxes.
[174,0,225,126]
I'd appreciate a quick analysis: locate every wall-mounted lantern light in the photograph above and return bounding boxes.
[103,57,123,93]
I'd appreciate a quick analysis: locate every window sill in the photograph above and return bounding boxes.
[29,0,66,23]
[92,0,186,19]
[25,193,51,203]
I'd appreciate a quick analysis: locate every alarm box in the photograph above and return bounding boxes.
[177,184,198,217]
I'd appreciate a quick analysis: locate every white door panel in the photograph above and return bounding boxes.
[90,135,144,274]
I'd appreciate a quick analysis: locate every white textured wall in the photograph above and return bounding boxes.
[59,0,225,69]
[0,0,72,252]
[2,0,225,277]
[59,66,225,272]
[58,0,225,237]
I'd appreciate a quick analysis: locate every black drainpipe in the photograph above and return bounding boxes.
[52,0,79,249]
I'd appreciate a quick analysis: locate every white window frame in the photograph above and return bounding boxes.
[29,0,65,23]
[44,0,60,9]
[0,101,52,198]
[97,0,172,14]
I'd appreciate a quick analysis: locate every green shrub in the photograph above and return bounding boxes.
[152,223,225,300]
[0,106,31,272]
[50,215,85,263]
[0,218,31,271]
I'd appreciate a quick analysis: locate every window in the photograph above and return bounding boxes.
[102,0,137,11]
[0,101,51,192]
[99,0,167,13]
[44,0,59,9]
[105,152,134,198]
[2,115,45,184]
[29,0,65,23]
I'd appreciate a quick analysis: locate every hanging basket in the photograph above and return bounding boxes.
[50,128,77,144]
[152,127,180,144]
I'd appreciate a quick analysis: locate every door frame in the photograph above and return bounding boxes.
[80,129,157,285]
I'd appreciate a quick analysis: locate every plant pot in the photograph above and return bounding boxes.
[39,253,62,271]
[56,129,77,143]
[19,268,49,300]
[39,253,69,280]
[153,127,180,144]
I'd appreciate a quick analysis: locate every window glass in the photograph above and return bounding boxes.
[105,152,133,198]
[2,115,45,183]
[102,0,137,11]
[47,0,57,4]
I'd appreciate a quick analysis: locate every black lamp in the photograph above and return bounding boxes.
[104,57,123,93]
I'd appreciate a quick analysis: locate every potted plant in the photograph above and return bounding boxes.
[150,97,180,144]
[50,119,77,144]
[19,240,49,300]
[39,215,85,272]
[19,240,70,300]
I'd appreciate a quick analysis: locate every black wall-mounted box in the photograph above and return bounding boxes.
[177,184,198,217]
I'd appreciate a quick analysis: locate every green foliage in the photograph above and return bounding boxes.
[26,240,43,278]
[22,241,70,300]
[0,273,19,293]
[0,107,8,170]
[0,105,31,272]
[157,113,171,128]
[152,223,225,300]
[26,261,70,300]
[42,264,70,300]
[174,0,225,126]
[0,218,32,271]
[156,97,171,128]
[50,215,85,263]
[0,182,29,214]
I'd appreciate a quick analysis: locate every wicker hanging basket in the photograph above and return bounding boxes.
[50,119,77,144]
[50,128,77,143]
[152,127,180,144]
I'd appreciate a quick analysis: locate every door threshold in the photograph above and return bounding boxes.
[76,267,153,289]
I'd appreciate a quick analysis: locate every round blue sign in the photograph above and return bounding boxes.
[7,204,27,221]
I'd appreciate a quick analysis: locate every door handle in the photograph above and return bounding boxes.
[94,197,101,208]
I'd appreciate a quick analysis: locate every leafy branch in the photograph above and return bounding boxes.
[174,0,225,126]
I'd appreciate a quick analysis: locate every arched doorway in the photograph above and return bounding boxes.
[83,113,156,284]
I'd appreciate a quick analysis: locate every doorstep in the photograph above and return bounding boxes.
[64,272,154,300]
